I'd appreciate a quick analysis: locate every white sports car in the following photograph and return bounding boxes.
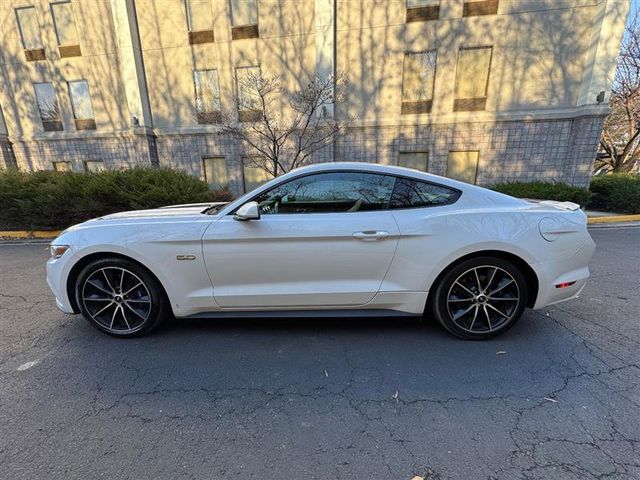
[46,163,595,340]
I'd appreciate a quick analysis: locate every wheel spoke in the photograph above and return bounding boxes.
[488,279,514,296]
[485,267,498,292]
[120,306,132,330]
[486,303,509,318]
[453,304,476,320]
[84,297,112,302]
[448,297,474,302]
[482,305,493,330]
[93,301,115,317]
[487,296,518,301]
[473,268,482,293]
[102,269,115,293]
[122,282,143,296]
[454,281,475,297]
[468,305,480,330]
[125,298,151,304]
[109,304,119,329]
[119,268,125,292]
[124,302,147,320]
[87,280,113,296]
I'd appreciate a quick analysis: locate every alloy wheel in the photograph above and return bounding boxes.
[81,267,152,334]
[446,265,521,334]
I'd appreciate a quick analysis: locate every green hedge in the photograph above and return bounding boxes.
[490,181,593,207]
[0,168,234,230]
[589,174,640,214]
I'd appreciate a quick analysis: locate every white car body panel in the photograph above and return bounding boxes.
[203,211,400,308]
[46,162,595,319]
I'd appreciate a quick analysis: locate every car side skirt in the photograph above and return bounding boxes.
[179,309,422,320]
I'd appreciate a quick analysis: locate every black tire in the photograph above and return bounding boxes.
[429,256,528,340]
[75,258,170,337]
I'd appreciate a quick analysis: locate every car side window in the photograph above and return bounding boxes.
[254,172,396,214]
[389,178,459,209]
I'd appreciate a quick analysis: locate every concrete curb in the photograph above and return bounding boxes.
[587,214,640,224]
[2,214,640,240]
[0,230,61,240]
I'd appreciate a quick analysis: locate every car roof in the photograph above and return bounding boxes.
[286,162,467,189]
[218,162,525,215]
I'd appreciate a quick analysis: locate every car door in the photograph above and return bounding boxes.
[201,171,400,308]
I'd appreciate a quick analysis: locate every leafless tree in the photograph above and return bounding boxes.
[220,71,350,178]
[596,18,640,173]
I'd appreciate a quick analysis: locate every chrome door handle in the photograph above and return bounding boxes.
[352,230,390,240]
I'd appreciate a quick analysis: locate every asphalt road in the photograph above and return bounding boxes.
[1,226,639,480]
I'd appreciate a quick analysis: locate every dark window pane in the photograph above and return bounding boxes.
[390,178,459,209]
[254,172,396,214]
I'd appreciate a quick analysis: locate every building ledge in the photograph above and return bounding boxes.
[7,105,611,143]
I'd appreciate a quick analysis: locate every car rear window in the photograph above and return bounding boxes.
[389,178,460,209]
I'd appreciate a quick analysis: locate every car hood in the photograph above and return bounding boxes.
[99,206,208,220]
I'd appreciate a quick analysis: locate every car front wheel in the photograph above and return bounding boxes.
[76,258,169,337]
[430,256,528,340]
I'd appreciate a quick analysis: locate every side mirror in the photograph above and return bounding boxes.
[234,201,261,221]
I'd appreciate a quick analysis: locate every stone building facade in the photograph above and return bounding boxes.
[0,0,629,193]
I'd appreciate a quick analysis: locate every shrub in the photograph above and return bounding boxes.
[0,168,234,231]
[490,181,593,207]
[589,174,640,214]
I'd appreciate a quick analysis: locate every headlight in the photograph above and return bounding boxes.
[50,245,70,259]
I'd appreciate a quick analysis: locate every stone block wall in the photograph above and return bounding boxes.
[152,115,604,195]
[10,133,158,172]
[7,115,603,193]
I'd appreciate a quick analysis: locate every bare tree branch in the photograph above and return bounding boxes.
[219,71,351,180]
[597,17,640,173]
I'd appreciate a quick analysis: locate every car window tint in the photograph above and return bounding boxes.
[390,177,459,209]
[254,172,396,214]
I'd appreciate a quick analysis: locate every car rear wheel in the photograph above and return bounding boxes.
[76,258,169,337]
[430,256,528,340]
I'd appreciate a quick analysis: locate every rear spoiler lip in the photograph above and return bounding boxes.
[525,199,581,211]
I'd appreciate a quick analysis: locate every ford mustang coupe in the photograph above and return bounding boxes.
[46,163,595,339]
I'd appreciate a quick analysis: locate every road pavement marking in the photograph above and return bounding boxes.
[17,360,39,371]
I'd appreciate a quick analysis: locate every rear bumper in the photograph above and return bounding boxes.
[532,235,596,309]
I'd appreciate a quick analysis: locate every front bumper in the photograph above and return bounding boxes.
[532,234,596,309]
[46,250,77,314]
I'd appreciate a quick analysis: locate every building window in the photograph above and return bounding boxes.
[398,152,429,172]
[236,66,261,122]
[447,151,479,184]
[463,0,499,17]
[51,1,81,57]
[185,0,215,44]
[230,0,258,40]
[34,82,63,132]
[53,161,71,172]
[454,46,492,112]
[203,157,229,189]
[84,160,104,172]
[402,51,436,114]
[406,0,439,23]
[243,157,272,192]
[68,80,96,130]
[194,69,221,124]
[15,6,45,61]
